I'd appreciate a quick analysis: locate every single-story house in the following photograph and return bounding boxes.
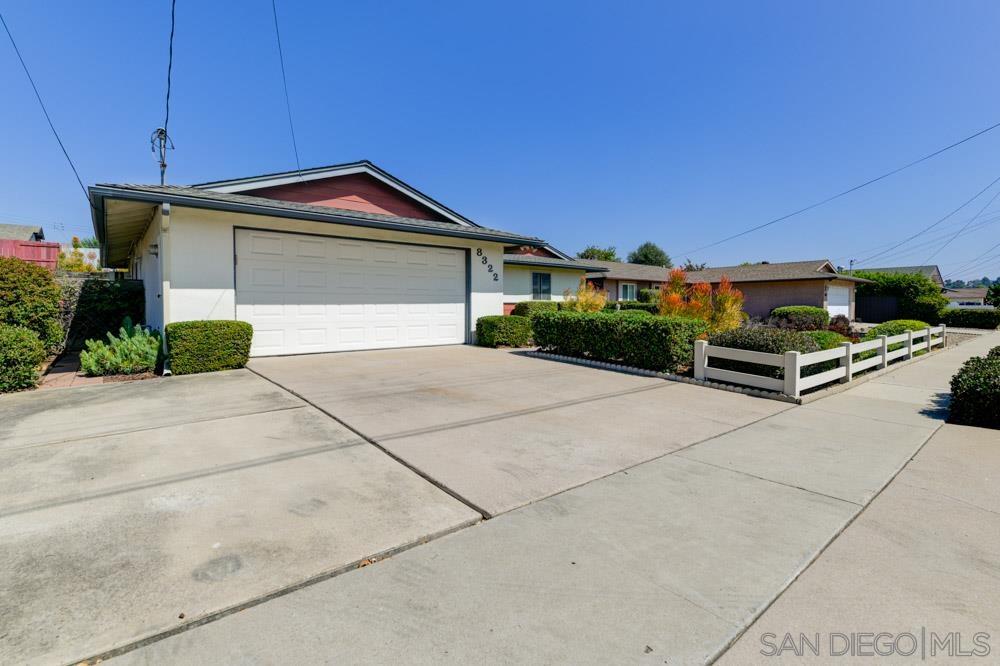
[584,260,671,301]
[944,287,989,309]
[861,264,944,289]
[89,160,548,356]
[0,223,46,241]
[502,246,608,313]
[686,260,870,320]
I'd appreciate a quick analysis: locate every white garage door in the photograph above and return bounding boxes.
[827,285,850,318]
[235,229,466,356]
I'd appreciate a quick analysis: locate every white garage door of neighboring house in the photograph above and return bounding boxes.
[827,285,850,318]
[235,229,466,356]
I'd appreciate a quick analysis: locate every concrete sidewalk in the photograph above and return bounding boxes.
[118,333,1000,664]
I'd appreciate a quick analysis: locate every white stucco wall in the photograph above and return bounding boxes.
[134,209,163,331]
[158,205,506,343]
[503,264,586,303]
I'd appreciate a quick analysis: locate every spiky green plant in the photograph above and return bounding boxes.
[80,317,161,376]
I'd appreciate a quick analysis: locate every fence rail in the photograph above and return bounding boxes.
[694,325,946,398]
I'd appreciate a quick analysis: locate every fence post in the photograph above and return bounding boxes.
[783,350,801,398]
[879,335,889,369]
[924,327,932,353]
[694,340,707,380]
[941,323,947,348]
[905,330,914,360]
[839,341,853,383]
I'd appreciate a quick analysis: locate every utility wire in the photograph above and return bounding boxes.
[164,0,175,137]
[856,173,1000,266]
[1,11,89,203]
[271,0,302,176]
[924,184,1000,262]
[679,120,1000,257]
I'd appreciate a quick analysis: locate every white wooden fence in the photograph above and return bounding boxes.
[693,325,946,398]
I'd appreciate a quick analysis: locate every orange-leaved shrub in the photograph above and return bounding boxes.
[656,269,744,333]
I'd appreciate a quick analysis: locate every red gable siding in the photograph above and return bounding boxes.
[243,173,447,221]
[505,245,561,258]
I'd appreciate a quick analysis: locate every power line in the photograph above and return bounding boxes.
[679,120,1000,257]
[856,173,1000,266]
[152,0,177,185]
[271,0,302,176]
[924,184,1000,262]
[1,11,88,203]
[164,0,175,137]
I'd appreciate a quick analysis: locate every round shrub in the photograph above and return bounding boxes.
[476,315,533,348]
[708,326,820,378]
[0,324,46,392]
[510,301,558,318]
[769,305,830,331]
[166,320,253,375]
[638,288,660,303]
[0,256,63,350]
[988,345,1000,360]
[828,314,852,336]
[948,356,1000,429]
[864,319,929,339]
[806,330,850,349]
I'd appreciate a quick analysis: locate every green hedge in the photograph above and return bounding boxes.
[0,324,46,392]
[769,305,830,331]
[61,278,145,349]
[0,256,63,351]
[638,288,659,303]
[708,326,820,378]
[863,319,930,339]
[941,308,1000,329]
[604,301,659,314]
[854,271,949,321]
[948,356,1000,429]
[476,315,533,347]
[510,301,559,317]
[532,310,706,372]
[988,345,1000,360]
[166,320,253,375]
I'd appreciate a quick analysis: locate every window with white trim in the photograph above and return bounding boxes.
[532,272,551,300]
[620,282,637,301]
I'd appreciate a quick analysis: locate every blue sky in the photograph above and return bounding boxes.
[2,1,1000,280]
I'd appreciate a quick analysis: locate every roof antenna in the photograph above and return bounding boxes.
[151,0,177,185]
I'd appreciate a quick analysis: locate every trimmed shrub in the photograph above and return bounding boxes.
[0,324,46,392]
[769,305,830,331]
[828,314,852,337]
[476,315,533,348]
[603,301,659,314]
[0,256,63,351]
[510,301,558,318]
[806,330,850,349]
[987,345,1000,360]
[166,320,253,375]
[61,278,145,348]
[638,288,660,303]
[80,318,161,376]
[941,308,1000,329]
[948,356,1000,429]
[854,271,948,321]
[864,319,930,339]
[708,326,820,378]
[532,310,707,372]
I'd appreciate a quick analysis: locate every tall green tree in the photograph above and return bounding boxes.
[627,242,672,267]
[986,283,1000,307]
[576,245,619,261]
[682,259,707,271]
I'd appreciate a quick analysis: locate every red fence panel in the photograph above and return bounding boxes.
[0,240,61,271]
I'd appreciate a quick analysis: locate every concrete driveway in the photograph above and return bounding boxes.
[249,346,792,515]
[0,370,479,666]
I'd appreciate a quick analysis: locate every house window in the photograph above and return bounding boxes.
[620,283,637,301]
[532,272,551,300]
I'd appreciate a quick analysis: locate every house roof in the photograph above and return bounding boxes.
[945,288,988,299]
[686,259,871,284]
[860,265,944,286]
[0,223,44,240]
[503,254,609,272]
[583,260,673,282]
[89,183,545,267]
[191,160,478,228]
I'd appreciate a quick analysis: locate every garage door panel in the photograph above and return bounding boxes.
[235,230,466,356]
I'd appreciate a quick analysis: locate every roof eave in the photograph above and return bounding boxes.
[504,257,609,272]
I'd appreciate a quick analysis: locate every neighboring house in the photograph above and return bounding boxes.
[584,260,672,301]
[944,288,989,309]
[90,160,545,356]
[861,264,945,289]
[686,260,869,320]
[0,223,46,241]
[502,246,608,313]
[0,223,58,270]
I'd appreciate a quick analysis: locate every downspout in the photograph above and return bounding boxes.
[160,202,173,376]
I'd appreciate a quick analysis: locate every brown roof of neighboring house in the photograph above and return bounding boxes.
[945,288,988,299]
[584,260,672,282]
[0,223,45,241]
[861,265,944,287]
[503,254,609,272]
[686,259,871,284]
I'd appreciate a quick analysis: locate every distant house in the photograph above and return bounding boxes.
[861,265,944,289]
[0,223,46,241]
[944,288,989,309]
[584,260,672,301]
[686,259,869,320]
[503,246,608,313]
